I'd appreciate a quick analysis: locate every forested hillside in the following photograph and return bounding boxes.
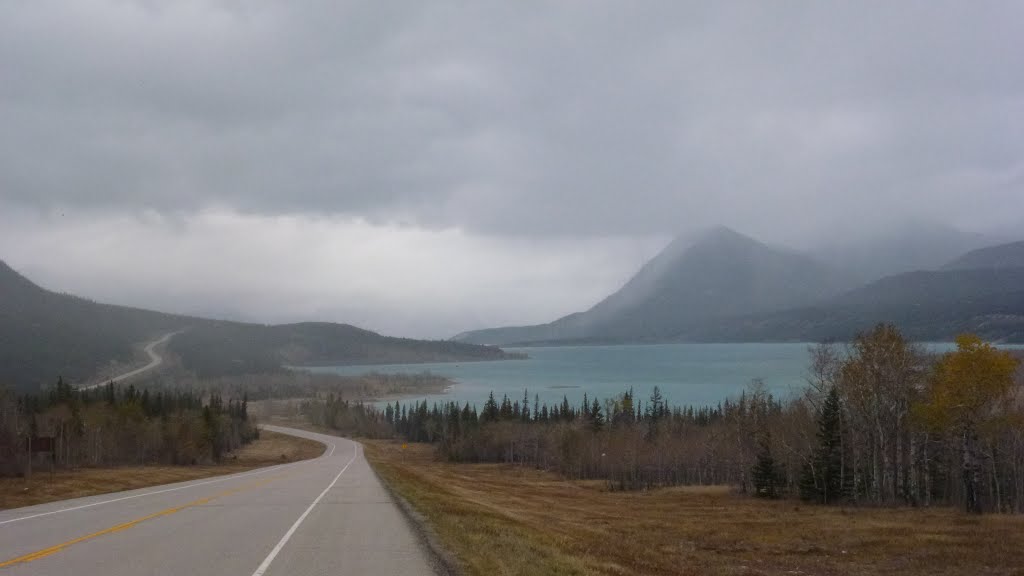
[0,261,186,390]
[0,260,518,392]
[168,322,520,379]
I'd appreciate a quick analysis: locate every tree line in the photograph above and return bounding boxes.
[304,325,1023,514]
[0,379,257,477]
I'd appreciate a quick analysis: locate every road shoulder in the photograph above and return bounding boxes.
[0,430,323,510]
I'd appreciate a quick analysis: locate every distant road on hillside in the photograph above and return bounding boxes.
[80,331,181,390]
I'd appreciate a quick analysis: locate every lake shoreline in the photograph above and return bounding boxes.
[303,342,1024,412]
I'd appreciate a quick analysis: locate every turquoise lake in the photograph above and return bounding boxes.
[302,342,1002,409]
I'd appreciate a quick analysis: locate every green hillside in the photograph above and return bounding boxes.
[0,260,516,391]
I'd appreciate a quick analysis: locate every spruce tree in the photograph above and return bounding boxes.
[590,398,604,431]
[800,386,849,504]
[482,392,499,423]
[752,434,782,498]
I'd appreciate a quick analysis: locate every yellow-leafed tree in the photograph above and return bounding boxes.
[919,334,1020,513]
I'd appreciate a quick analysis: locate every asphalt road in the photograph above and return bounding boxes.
[81,331,180,390]
[0,426,437,576]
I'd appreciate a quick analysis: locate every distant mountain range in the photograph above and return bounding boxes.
[0,260,515,392]
[456,228,1024,345]
[943,240,1024,271]
[815,221,996,283]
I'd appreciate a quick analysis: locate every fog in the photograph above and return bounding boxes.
[2,2,1021,337]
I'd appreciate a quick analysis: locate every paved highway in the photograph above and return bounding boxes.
[0,426,437,576]
[81,331,181,390]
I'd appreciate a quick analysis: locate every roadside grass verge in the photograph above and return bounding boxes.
[0,430,324,510]
[364,439,1024,576]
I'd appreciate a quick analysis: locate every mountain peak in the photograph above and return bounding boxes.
[691,225,760,248]
[656,226,759,262]
[702,224,746,239]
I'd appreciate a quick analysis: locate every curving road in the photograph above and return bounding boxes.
[82,331,180,390]
[0,426,437,576]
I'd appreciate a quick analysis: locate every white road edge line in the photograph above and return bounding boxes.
[0,437,337,527]
[0,463,281,526]
[250,441,358,576]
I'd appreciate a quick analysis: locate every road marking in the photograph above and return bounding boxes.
[0,463,288,527]
[250,441,358,576]
[1,429,333,526]
[0,476,282,569]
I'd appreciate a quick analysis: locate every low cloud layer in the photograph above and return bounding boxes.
[0,207,662,337]
[2,2,1022,335]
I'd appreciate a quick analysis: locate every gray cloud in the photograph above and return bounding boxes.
[3,1,1022,240]
[1,2,1023,335]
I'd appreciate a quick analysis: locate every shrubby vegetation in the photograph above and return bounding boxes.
[308,324,1024,514]
[0,379,256,477]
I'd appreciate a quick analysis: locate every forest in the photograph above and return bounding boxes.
[0,379,256,478]
[305,324,1024,514]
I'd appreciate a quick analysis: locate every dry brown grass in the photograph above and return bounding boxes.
[0,430,324,510]
[364,440,1024,576]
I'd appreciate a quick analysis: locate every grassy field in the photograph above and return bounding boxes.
[364,439,1024,576]
[0,430,324,510]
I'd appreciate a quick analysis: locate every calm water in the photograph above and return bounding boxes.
[302,342,990,409]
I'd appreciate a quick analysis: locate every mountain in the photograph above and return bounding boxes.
[0,260,515,392]
[697,267,1024,343]
[168,321,519,379]
[816,221,994,282]
[0,260,185,391]
[694,235,1024,342]
[942,240,1024,271]
[456,227,852,345]
[457,231,1024,346]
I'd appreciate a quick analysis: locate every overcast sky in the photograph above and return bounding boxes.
[2,1,1022,337]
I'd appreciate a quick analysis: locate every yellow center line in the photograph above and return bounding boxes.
[0,474,289,569]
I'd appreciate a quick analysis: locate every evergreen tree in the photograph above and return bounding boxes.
[499,394,514,420]
[648,386,664,420]
[590,398,604,431]
[800,386,849,504]
[482,392,499,423]
[752,434,782,499]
